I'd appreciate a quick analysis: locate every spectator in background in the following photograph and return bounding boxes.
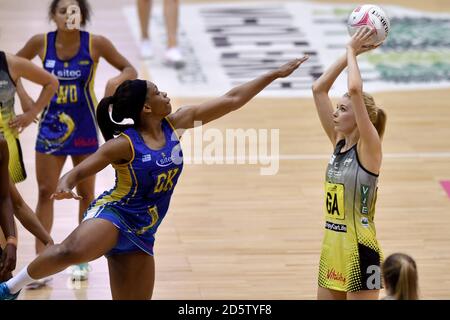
[137,0,185,68]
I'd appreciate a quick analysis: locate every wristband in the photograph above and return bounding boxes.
[6,236,17,247]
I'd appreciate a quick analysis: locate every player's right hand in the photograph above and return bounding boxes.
[274,56,309,78]
[50,188,83,200]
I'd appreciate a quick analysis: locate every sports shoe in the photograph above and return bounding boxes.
[140,39,154,59]
[164,47,185,69]
[70,263,91,281]
[25,277,53,290]
[0,282,20,300]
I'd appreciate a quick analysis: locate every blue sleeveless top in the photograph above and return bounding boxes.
[84,118,183,255]
[37,30,98,155]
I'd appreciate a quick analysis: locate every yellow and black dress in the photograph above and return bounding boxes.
[0,51,26,183]
[318,139,383,292]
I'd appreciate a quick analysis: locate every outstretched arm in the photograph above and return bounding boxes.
[7,54,59,132]
[51,135,133,200]
[346,27,382,171]
[168,56,309,130]
[92,35,138,97]
[312,42,378,146]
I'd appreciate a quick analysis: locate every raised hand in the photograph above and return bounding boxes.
[348,27,375,53]
[356,43,381,56]
[275,56,309,78]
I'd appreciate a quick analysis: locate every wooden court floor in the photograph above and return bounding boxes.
[0,0,449,299]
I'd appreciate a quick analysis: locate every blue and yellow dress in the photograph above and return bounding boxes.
[38,30,98,155]
[84,118,183,256]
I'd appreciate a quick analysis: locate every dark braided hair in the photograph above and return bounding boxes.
[96,79,148,141]
[49,0,91,27]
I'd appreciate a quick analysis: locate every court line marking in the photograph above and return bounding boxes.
[181,152,450,162]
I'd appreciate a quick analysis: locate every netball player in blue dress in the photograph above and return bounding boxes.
[0,56,308,300]
[15,0,137,282]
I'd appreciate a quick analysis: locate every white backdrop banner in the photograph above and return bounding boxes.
[124,2,450,97]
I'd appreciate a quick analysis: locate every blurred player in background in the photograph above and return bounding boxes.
[137,0,185,68]
[15,0,137,285]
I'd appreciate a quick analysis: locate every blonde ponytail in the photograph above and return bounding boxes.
[383,253,419,300]
[362,92,387,139]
